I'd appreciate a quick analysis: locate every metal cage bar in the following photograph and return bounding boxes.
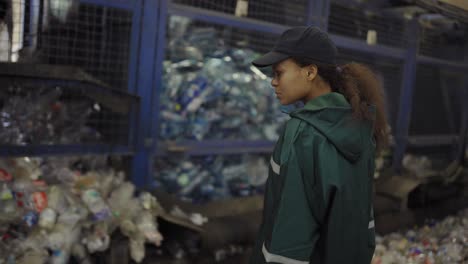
[393,19,421,172]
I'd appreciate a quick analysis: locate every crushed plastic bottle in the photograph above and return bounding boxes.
[71,243,92,264]
[136,211,163,246]
[0,88,101,145]
[155,155,269,202]
[161,22,290,142]
[82,222,110,253]
[0,157,164,263]
[39,208,57,230]
[372,208,468,264]
[402,154,436,179]
[0,183,17,221]
[129,236,146,263]
[81,189,112,222]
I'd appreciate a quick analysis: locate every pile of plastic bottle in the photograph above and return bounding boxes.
[154,155,269,203]
[0,88,101,145]
[402,154,436,179]
[0,157,164,263]
[372,209,468,264]
[159,16,292,141]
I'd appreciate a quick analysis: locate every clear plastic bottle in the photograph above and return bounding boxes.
[129,236,145,263]
[71,244,92,264]
[11,179,35,211]
[81,189,112,221]
[48,224,81,264]
[39,208,57,230]
[55,168,77,187]
[136,211,163,246]
[0,183,17,221]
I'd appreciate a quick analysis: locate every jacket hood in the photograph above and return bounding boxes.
[290,92,374,162]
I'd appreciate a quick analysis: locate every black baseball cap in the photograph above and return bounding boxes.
[252,26,337,67]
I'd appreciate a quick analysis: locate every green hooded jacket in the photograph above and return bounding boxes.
[250,92,376,264]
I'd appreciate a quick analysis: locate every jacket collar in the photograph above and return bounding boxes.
[301,92,350,112]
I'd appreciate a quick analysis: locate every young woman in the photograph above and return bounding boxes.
[249,26,389,264]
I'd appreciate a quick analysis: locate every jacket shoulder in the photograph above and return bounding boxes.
[293,119,329,145]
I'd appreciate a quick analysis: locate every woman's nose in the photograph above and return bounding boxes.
[271,77,278,87]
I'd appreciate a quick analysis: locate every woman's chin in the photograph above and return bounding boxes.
[278,99,291,105]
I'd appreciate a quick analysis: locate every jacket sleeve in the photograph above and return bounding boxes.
[262,129,322,264]
[293,130,347,264]
[296,130,376,264]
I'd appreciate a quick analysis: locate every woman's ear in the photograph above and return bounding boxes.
[305,65,318,81]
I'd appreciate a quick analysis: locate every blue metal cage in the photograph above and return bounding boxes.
[0,0,141,160]
[0,0,466,186]
[329,2,409,49]
[172,0,309,26]
[159,0,468,177]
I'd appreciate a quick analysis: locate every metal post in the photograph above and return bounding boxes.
[439,71,457,134]
[29,0,40,49]
[456,82,468,164]
[306,0,330,30]
[457,42,468,163]
[152,0,167,151]
[127,1,141,95]
[126,0,142,152]
[80,0,134,10]
[392,19,420,172]
[130,0,159,187]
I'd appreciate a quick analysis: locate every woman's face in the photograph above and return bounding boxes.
[271,59,314,105]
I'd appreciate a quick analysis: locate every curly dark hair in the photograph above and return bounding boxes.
[292,57,390,153]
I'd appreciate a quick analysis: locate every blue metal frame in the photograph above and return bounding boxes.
[406,135,459,147]
[152,0,168,150]
[144,0,169,188]
[167,3,466,67]
[69,0,147,186]
[156,140,275,156]
[28,0,40,48]
[129,0,161,187]
[168,3,406,60]
[439,72,457,134]
[10,0,464,186]
[0,8,141,160]
[457,82,468,163]
[393,19,420,172]
[127,1,143,96]
[126,0,143,150]
[79,0,134,10]
[169,3,286,35]
[152,2,468,178]
[418,55,468,73]
[306,0,330,30]
[330,34,406,60]
[0,145,133,157]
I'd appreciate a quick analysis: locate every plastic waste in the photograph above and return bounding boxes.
[71,243,92,264]
[39,208,57,230]
[0,157,164,263]
[83,222,110,253]
[0,88,101,145]
[81,189,112,222]
[155,155,269,202]
[161,23,290,142]
[15,249,48,264]
[0,183,17,220]
[23,211,39,227]
[136,211,164,246]
[402,154,436,179]
[107,181,141,223]
[129,236,146,263]
[372,209,468,264]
